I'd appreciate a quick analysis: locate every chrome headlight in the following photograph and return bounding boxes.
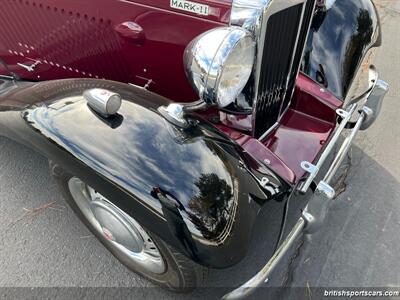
[184,27,255,108]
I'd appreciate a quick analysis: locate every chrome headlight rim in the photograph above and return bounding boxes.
[184,26,256,108]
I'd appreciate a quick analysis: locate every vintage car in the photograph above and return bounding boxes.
[0,0,388,298]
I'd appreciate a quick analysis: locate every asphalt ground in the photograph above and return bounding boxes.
[0,1,399,299]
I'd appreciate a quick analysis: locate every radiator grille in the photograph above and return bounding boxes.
[254,1,316,138]
[283,0,317,109]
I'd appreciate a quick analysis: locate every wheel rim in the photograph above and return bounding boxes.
[68,177,166,274]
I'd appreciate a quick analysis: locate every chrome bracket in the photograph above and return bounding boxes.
[220,68,389,300]
[360,79,389,130]
[298,103,358,194]
[260,177,270,188]
[158,104,189,128]
[17,60,41,72]
[257,176,280,196]
[158,100,207,128]
[302,181,335,234]
[336,108,350,119]
[300,161,319,176]
[299,161,319,191]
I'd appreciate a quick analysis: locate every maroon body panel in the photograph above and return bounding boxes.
[0,1,344,186]
[132,0,233,23]
[0,0,230,101]
[208,73,342,184]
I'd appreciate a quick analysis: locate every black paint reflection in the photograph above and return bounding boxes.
[151,187,198,255]
[2,79,287,267]
[301,0,380,100]
[88,105,124,129]
[342,9,374,92]
[188,173,233,240]
[24,96,239,243]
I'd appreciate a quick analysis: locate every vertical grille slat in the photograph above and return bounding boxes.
[254,0,316,138]
[283,0,317,111]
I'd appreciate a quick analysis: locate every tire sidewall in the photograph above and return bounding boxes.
[50,162,198,291]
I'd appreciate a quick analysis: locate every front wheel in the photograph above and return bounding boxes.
[49,161,206,292]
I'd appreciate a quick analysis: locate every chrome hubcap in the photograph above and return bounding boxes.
[68,177,166,274]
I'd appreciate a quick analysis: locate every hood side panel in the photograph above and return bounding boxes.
[0,0,229,101]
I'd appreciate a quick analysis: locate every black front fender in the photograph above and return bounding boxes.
[0,79,289,268]
[301,0,381,100]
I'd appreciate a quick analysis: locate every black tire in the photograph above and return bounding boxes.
[49,161,207,292]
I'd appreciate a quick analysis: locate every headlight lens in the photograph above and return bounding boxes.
[184,27,255,108]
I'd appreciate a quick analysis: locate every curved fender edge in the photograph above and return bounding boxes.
[0,79,290,268]
[301,0,382,100]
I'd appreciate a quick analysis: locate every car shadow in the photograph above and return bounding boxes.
[0,137,399,300]
[186,143,400,299]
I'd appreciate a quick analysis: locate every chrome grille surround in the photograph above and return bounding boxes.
[231,0,316,139]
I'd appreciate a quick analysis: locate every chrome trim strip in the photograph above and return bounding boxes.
[222,217,305,300]
[298,103,358,193]
[222,71,389,300]
[322,80,388,183]
[0,77,30,96]
[231,2,305,93]
[252,0,307,108]
[231,0,311,137]
[301,181,335,234]
[360,79,389,130]
[230,0,271,33]
[301,106,368,233]
[278,2,307,116]
[284,0,317,108]
[323,108,366,184]
[0,75,14,80]
[257,121,278,141]
[298,65,379,193]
